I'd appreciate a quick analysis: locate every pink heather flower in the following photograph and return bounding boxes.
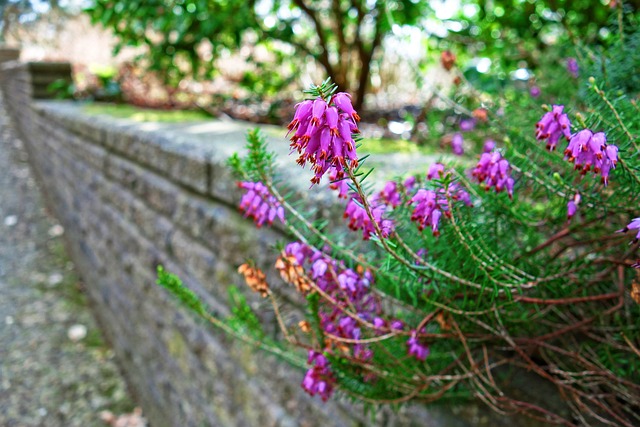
[288,92,361,185]
[373,316,396,331]
[483,139,496,153]
[565,130,618,185]
[238,181,285,227]
[328,166,350,199]
[378,181,402,208]
[447,182,473,206]
[606,144,619,166]
[373,317,386,330]
[311,258,329,278]
[567,58,579,78]
[567,193,580,221]
[536,105,572,151]
[284,241,312,266]
[530,85,541,98]
[332,92,361,122]
[410,166,472,234]
[425,164,473,207]
[344,194,394,240]
[283,243,381,374]
[302,351,336,401]
[459,118,476,132]
[404,175,416,191]
[287,100,313,136]
[407,332,430,361]
[410,189,443,235]
[451,133,464,155]
[471,151,515,199]
[391,320,404,330]
[617,218,640,244]
[567,201,577,220]
[427,163,446,180]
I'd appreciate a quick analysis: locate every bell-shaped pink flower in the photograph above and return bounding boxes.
[302,351,336,401]
[536,105,572,151]
[471,150,515,199]
[407,331,430,361]
[565,130,618,185]
[238,181,285,227]
[287,92,361,186]
[617,218,640,244]
[331,92,360,122]
[567,193,580,221]
[344,194,394,240]
[451,133,464,155]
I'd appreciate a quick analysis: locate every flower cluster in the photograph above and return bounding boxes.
[409,164,472,235]
[407,331,430,361]
[287,93,360,185]
[238,181,285,227]
[535,107,619,185]
[302,351,336,401]
[535,105,572,151]
[471,151,515,198]
[282,242,376,315]
[410,189,444,235]
[279,241,431,397]
[404,176,416,191]
[564,130,618,185]
[426,163,444,181]
[280,243,378,391]
[333,179,404,242]
[377,181,402,208]
[237,263,269,297]
[344,194,394,240]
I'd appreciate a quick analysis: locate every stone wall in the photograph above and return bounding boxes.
[0,60,376,427]
[0,46,20,63]
[0,59,530,427]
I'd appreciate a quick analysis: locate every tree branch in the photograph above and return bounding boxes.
[291,0,337,84]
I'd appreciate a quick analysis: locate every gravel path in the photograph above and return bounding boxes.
[0,94,144,426]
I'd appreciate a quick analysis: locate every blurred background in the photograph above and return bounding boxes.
[1,0,632,126]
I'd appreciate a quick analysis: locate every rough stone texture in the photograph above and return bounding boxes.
[0,59,545,427]
[0,87,140,426]
[0,60,366,427]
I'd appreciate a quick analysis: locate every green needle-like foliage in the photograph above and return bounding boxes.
[159,10,640,427]
[227,128,276,183]
[156,265,207,317]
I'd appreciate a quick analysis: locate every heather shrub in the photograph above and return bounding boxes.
[158,8,640,427]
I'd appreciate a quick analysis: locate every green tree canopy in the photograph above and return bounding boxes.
[86,0,430,109]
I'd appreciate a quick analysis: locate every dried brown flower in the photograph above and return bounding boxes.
[435,312,452,331]
[238,263,269,298]
[631,280,640,305]
[298,320,311,333]
[275,255,312,294]
[472,108,488,123]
